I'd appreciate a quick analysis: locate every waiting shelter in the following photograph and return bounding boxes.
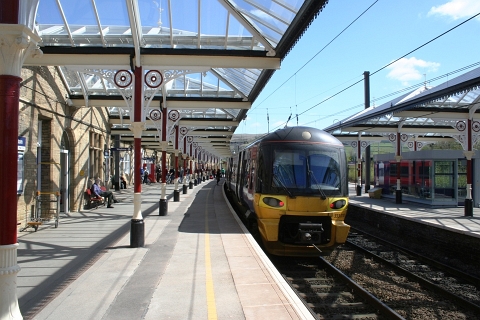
[324,66,480,214]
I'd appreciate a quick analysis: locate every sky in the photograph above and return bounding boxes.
[235,0,480,135]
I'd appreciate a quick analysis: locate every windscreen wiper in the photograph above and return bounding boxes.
[307,159,327,200]
[273,175,296,198]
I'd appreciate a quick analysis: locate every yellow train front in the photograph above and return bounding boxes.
[227,126,350,256]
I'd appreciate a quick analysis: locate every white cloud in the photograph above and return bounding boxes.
[428,0,480,20]
[386,57,440,85]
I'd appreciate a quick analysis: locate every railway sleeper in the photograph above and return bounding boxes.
[291,283,346,292]
[323,313,379,320]
[299,291,355,300]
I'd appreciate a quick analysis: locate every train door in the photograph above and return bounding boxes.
[247,146,257,198]
[240,150,251,204]
[236,151,244,203]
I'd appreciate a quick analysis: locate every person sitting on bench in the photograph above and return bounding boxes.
[91,178,118,208]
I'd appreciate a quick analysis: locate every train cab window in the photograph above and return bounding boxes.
[272,148,342,196]
[273,151,306,188]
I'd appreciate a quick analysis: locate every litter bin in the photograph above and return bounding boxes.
[368,187,382,199]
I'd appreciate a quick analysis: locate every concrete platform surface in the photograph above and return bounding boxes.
[16,179,314,320]
[348,183,480,238]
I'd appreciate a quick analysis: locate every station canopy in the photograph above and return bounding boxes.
[24,0,328,158]
[323,65,480,148]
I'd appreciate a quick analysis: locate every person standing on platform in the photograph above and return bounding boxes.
[216,169,221,185]
[143,168,149,184]
[120,175,127,189]
[140,167,144,184]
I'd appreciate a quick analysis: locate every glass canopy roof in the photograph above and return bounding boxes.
[29,0,326,157]
[324,66,480,141]
[35,0,300,50]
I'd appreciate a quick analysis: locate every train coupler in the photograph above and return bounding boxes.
[298,222,325,244]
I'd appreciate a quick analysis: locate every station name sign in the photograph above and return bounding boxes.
[110,147,132,151]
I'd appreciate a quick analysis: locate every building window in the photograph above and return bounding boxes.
[89,131,104,179]
[121,152,131,176]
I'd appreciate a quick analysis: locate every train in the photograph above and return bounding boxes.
[375,160,432,198]
[226,126,350,256]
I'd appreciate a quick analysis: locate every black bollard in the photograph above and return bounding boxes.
[194,179,197,186]
[183,184,188,194]
[396,190,402,204]
[174,190,180,202]
[356,185,361,196]
[130,219,145,247]
[465,198,473,216]
[159,199,168,216]
[189,181,193,189]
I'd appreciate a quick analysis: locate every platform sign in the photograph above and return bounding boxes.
[111,147,132,152]
[18,137,26,194]
[18,137,26,151]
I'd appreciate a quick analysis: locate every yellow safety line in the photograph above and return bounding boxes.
[205,191,218,320]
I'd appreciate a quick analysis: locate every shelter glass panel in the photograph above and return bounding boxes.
[433,161,455,202]
[457,159,467,205]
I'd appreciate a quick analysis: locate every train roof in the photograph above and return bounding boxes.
[245,126,344,149]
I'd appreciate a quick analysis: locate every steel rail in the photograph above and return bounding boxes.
[318,256,405,320]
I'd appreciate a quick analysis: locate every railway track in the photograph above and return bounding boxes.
[272,255,402,319]
[272,228,480,319]
[345,227,480,315]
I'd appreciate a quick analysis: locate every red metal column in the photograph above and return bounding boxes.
[1,2,27,319]
[133,67,142,194]
[396,132,402,204]
[162,108,167,183]
[173,125,180,201]
[183,136,188,191]
[0,0,20,247]
[0,2,19,24]
[190,142,193,174]
[356,140,362,196]
[0,75,21,245]
[183,137,187,176]
[174,126,179,180]
[159,108,168,215]
[465,119,473,216]
[130,66,144,247]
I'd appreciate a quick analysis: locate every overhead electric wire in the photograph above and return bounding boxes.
[371,11,480,77]
[250,0,380,113]
[300,60,480,127]
[282,11,480,131]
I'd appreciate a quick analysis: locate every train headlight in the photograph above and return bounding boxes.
[330,199,346,209]
[263,197,285,208]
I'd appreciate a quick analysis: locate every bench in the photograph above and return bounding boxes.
[84,189,105,209]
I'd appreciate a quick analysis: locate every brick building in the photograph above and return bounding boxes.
[17,66,111,227]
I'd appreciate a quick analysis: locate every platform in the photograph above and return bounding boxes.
[348,183,480,238]
[16,179,314,320]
